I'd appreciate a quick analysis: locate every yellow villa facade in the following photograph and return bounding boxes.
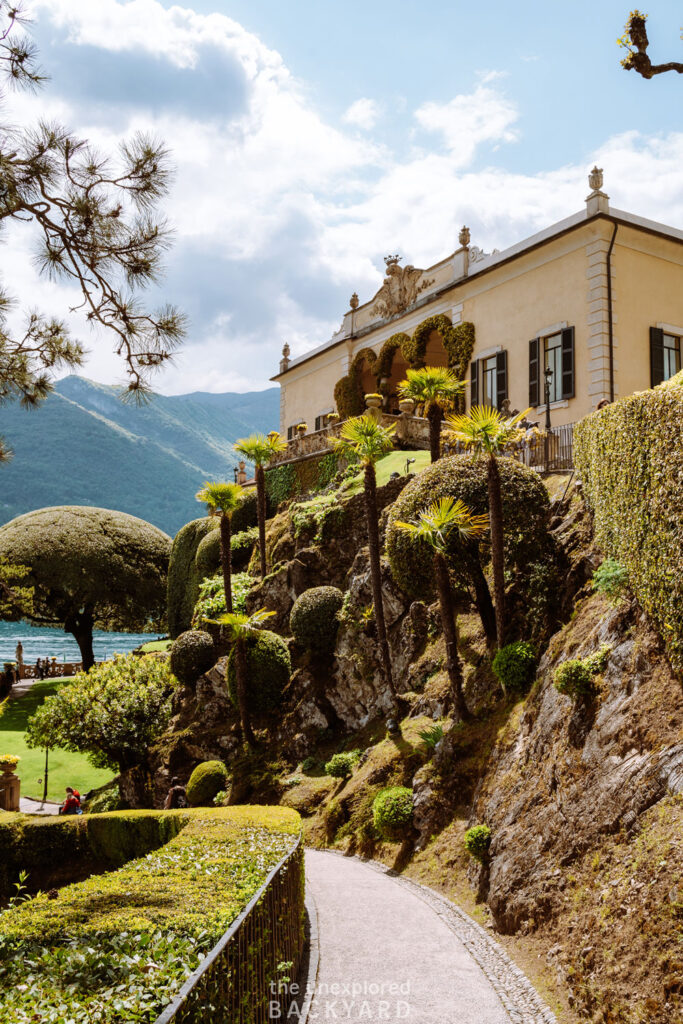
[272,170,683,437]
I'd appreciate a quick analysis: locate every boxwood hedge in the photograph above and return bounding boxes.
[574,376,683,674]
[0,806,301,1024]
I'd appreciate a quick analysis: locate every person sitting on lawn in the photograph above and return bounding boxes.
[59,786,82,815]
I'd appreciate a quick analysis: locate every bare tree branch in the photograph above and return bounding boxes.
[618,10,683,79]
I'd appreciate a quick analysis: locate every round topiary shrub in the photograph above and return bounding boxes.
[226,629,291,715]
[170,630,216,686]
[231,491,259,534]
[464,823,491,862]
[386,454,550,599]
[324,752,356,779]
[290,586,344,655]
[186,760,229,807]
[231,527,258,572]
[492,641,537,694]
[195,528,221,578]
[372,786,413,840]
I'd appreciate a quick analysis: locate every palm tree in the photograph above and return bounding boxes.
[233,432,286,578]
[331,414,397,699]
[195,481,243,614]
[211,608,275,748]
[395,497,489,719]
[446,405,527,648]
[398,366,465,463]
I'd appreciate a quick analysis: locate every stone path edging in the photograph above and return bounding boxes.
[295,890,321,1023]
[318,849,558,1024]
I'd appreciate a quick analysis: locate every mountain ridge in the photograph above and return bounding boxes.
[0,376,280,537]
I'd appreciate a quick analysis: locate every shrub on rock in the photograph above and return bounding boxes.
[170,630,216,686]
[492,641,537,694]
[386,454,550,599]
[464,823,491,861]
[226,629,291,715]
[167,517,218,638]
[186,760,229,806]
[372,786,413,839]
[324,752,356,779]
[290,586,344,654]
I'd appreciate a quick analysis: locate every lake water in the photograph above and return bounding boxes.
[0,620,163,664]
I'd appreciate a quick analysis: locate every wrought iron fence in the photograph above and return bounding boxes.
[513,422,575,474]
[154,838,305,1024]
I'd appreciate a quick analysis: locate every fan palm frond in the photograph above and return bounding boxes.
[195,481,243,517]
[446,405,529,455]
[398,366,465,411]
[395,496,489,553]
[234,431,286,466]
[329,414,395,466]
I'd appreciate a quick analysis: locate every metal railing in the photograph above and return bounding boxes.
[515,422,575,474]
[154,838,304,1024]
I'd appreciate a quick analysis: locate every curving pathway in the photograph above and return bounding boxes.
[304,850,557,1024]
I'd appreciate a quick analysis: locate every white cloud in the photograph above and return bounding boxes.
[342,98,381,131]
[2,1,681,399]
[414,83,519,164]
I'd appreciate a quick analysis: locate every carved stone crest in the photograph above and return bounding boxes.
[370,255,434,319]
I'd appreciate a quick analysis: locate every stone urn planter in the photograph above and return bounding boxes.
[365,393,383,420]
[398,398,415,415]
[296,423,308,438]
[0,755,20,811]
[326,412,340,425]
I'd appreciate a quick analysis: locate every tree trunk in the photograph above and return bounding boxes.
[219,514,233,614]
[235,636,256,748]
[65,608,95,671]
[434,551,470,720]
[256,464,267,578]
[427,403,442,463]
[466,556,497,649]
[488,454,506,648]
[363,463,396,698]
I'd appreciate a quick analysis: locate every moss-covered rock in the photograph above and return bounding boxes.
[186,760,229,806]
[226,629,291,715]
[170,630,216,686]
[289,586,344,654]
[386,454,550,599]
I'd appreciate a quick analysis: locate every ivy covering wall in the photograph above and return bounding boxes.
[574,374,683,674]
[266,450,340,506]
[333,317,475,419]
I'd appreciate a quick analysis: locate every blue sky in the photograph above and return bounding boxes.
[5,0,682,393]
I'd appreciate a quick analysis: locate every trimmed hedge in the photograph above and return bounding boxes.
[372,786,413,840]
[170,630,216,686]
[167,517,218,638]
[186,760,229,806]
[290,586,344,654]
[574,378,683,673]
[0,806,301,1023]
[226,629,291,715]
[386,454,550,599]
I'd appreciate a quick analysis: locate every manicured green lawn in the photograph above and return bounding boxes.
[0,680,113,802]
[344,449,431,494]
[138,639,171,653]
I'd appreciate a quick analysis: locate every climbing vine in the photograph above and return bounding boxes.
[333,318,475,418]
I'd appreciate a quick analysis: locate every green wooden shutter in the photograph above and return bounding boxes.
[470,360,479,406]
[529,339,540,407]
[561,327,575,400]
[496,350,508,409]
[650,327,665,387]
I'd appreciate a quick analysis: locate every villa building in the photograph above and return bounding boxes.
[272,170,683,438]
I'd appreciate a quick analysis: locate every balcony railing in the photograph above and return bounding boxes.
[154,837,304,1024]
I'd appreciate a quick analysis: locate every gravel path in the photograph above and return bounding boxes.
[305,850,557,1024]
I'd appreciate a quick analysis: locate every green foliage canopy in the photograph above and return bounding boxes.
[186,760,229,806]
[25,653,177,773]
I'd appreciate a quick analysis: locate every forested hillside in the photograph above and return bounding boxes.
[0,377,280,536]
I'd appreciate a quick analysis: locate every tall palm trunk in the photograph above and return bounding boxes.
[363,463,396,697]
[235,635,256,748]
[434,551,470,720]
[467,557,497,649]
[219,515,233,613]
[487,454,506,647]
[65,608,95,672]
[427,403,442,463]
[255,464,267,578]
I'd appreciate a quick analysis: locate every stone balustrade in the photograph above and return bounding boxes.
[271,412,432,466]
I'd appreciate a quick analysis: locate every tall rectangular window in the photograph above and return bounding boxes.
[482,355,498,408]
[663,333,681,381]
[544,333,562,404]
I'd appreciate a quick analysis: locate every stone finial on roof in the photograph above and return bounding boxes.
[586,166,609,216]
[458,225,471,248]
[350,292,359,310]
[279,342,290,373]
